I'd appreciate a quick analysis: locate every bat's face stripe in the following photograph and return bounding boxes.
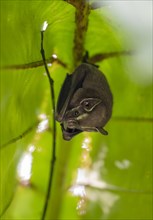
[64,106,82,119]
[76,113,88,120]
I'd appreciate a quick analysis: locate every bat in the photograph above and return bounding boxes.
[56,63,113,140]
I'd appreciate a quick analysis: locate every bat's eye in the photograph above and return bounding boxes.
[74,110,79,116]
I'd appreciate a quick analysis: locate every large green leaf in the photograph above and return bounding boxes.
[0,1,152,220]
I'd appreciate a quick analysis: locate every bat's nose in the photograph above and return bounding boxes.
[66,119,78,129]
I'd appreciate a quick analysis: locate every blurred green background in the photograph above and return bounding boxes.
[0,1,152,219]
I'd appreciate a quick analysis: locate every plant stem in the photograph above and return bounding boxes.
[65,0,91,66]
[40,31,56,220]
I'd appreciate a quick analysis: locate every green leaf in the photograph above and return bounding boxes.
[0,1,152,220]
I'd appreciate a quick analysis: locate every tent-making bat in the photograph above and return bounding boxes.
[56,63,113,140]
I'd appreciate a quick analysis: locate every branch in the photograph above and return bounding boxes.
[65,0,91,66]
[40,30,56,220]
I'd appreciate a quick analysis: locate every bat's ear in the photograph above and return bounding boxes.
[56,74,73,122]
[80,98,102,112]
[82,51,89,63]
[82,51,99,68]
[97,127,108,135]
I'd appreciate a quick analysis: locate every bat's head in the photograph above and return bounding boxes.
[61,93,112,140]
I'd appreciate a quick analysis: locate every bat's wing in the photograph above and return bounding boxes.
[56,74,72,120]
[56,64,87,122]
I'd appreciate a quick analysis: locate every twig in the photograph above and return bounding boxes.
[40,30,56,220]
[65,0,90,66]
